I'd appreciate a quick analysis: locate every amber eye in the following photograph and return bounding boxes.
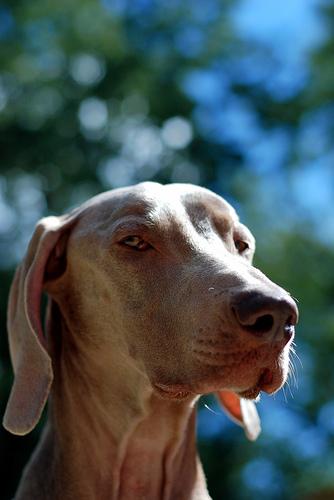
[121,236,152,251]
[234,239,249,254]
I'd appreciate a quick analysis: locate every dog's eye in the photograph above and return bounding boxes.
[234,239,249,254]
[121,236,152,251]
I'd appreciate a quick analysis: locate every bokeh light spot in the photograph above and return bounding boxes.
[161,116,193,149]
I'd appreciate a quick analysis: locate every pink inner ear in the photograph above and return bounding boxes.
[25,227,65,349]
[45,230,71,281]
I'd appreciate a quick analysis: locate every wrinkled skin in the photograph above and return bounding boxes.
[5,182,298,500]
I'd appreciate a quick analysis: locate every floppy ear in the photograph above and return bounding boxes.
[3,214,78,436]
[217,390,261,441]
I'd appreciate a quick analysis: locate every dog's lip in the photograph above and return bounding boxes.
[154,367,278,401]
[237,386,261,400]
[237,368,275,400]
[153,382,192,400]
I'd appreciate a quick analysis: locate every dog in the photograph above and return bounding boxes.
[3,182,298,499]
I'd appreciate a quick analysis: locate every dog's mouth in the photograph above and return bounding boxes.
[191,332,292,399]
[153,346,287,402]
[154,369,274,401]
[237,367,275,400]
[154,366,279,401]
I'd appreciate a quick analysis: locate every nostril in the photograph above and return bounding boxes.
[244,314,274,336]
[232,290,298,341]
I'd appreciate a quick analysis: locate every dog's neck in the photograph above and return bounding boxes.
[17,301,210,500]
[50,384,207,500]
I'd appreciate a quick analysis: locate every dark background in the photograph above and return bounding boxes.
[1,0,334,498]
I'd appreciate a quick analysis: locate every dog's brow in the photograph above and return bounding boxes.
[112,215,155,233]
[182,195,237,235]
[109,201,186,243]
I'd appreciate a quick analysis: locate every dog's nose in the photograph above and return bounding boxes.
[232,290,298,343]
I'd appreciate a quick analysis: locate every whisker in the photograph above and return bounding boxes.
[286,378,295,399]
[291,349,303,370]
[288,358,298,389]
[282,386,288,403]
[204,403,220,415]
[290,361,298,390]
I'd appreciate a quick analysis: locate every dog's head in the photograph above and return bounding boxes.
[3,182,298,440]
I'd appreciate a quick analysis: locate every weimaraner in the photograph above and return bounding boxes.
[3,182,298,500]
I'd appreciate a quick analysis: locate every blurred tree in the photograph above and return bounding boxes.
[0,0,334,499]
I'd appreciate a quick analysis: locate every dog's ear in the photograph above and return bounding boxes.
[3,214,78,435]
[216,390,261,441]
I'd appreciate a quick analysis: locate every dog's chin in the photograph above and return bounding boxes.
[237,386,262,400]
[153,382,193,401]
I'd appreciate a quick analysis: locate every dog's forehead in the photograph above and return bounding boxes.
[75,182,239,237]
[172,186,238,224]
[81,182,238,226]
